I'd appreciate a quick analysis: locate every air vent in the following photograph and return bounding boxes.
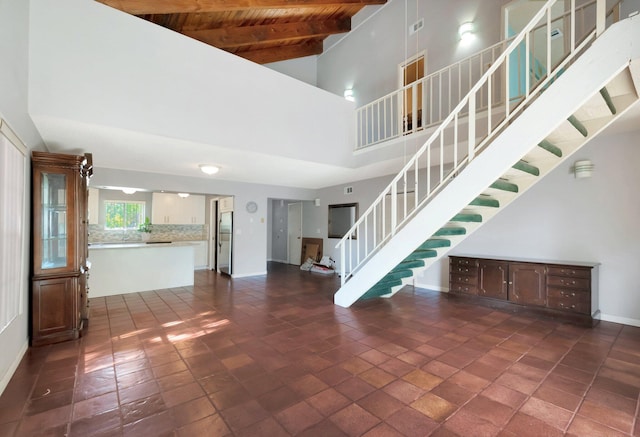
[409,18,424,35]
[344,186,353,195]
[550,28,563,40]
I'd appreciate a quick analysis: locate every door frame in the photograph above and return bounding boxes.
[208,198,218,270]
[287,202,303,265]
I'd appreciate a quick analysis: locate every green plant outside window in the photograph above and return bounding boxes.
[104,201,145,230]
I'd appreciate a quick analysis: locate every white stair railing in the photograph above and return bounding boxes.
[338,0,619,287]
[355,0,617,150]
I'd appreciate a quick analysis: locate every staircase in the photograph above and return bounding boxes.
[334,0,640,308]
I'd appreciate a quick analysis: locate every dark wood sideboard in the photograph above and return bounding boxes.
[449,256,599,326]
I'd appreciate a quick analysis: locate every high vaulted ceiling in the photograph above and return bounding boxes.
[96,0,386,64]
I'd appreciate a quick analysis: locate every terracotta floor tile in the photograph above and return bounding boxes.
[519,396,572,431]
[503,412,564,437]
[275,400,323,434]
[219,399,270,431]
[382,379,425,404]
[4,265,640,436]
[307,388,351,416]
[462,395,514,427]
[402,369,444,391]
[410,392,457,422]
[577,399,635,433]
[358,390,405,420]
[386,406,438,436]
[330,403,381,436]
[532,384,582,412]
[567,415,629,437]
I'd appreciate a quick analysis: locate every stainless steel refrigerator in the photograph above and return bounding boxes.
[218,211,232,276]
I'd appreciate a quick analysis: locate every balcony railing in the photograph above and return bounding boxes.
[355,0,620,151]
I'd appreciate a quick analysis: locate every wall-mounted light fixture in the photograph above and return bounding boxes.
[314,198,321,207]
[178,193,190,198]
[122,187,137,194]
[344,88,355,102]
[574,160,594,178]
[199,164,220,175]
[458,21,475,43]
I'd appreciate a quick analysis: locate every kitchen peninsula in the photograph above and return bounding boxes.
[88,242,195,297]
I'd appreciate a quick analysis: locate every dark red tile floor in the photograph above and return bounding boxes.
[1,262,639,436]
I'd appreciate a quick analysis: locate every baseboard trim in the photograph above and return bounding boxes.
[599,313,640,328]
[414,281,449,293]
[0,340,28,396]
[269,259,288,264]
[231,271,268,279]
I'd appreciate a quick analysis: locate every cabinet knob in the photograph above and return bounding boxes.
[508,281,513,285]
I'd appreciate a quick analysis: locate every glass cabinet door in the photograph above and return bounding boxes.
[40,172,69,270]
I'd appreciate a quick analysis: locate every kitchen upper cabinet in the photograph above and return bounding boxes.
[152,193,205,224]
[88,187,100,225]
[219,196,234,212]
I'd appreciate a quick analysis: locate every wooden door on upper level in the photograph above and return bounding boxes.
[400,53,425,132]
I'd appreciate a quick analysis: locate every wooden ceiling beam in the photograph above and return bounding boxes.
[184,18,350,48]
[97,0,386,15]
[235,40,323,64]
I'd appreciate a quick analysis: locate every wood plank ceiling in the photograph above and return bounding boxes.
[96,0,387,64]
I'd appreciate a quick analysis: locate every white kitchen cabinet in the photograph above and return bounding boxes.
[219,196,234,212]
[88,187,100,224]
[152,193,205,224]
[191,241,208,269]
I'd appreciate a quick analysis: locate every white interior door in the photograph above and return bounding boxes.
[287,202,302,265]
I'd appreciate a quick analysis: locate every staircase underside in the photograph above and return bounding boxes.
[335,17,640,308]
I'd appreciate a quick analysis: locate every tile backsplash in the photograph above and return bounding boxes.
[89,224,207,243]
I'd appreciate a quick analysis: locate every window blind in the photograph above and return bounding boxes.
[0,119,27,334]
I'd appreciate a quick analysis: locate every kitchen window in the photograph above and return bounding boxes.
[104,200,145,230]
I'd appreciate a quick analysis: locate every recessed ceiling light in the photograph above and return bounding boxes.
[177,193,190,198]
[199,164,220,175]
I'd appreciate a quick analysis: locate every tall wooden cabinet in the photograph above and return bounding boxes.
[31,151,92,346]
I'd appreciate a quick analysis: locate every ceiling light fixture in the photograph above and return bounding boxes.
[199,164,220,175]
[122,187,137,194]
[177,193,190,198]
[459,21,475,43]
[344,89,355,102]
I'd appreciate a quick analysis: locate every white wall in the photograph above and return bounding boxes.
[0,0,45,395]
[415,129,640,326]
[29,0,355,168]
[265,56,318,86]
[317,0,510,107]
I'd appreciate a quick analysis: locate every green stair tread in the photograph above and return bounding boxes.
[600,87,617,115]
[469,196,499,208]
[434,227,467,236]
[451,213,483,223]
[538,140,562,158]
[361,288,392,300]
[417,239,451,250]
[490,180,518,193]
[512,160,540,176]
[568,115,588,137]
[403,249,438,262]
[380,270,414,282]
[392,259,425,271]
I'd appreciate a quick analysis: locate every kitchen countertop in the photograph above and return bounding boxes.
[88,241,205,250]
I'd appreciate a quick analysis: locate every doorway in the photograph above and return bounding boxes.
[399,52,425,132]
[208,198,218,271]
[287,202,302,265]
